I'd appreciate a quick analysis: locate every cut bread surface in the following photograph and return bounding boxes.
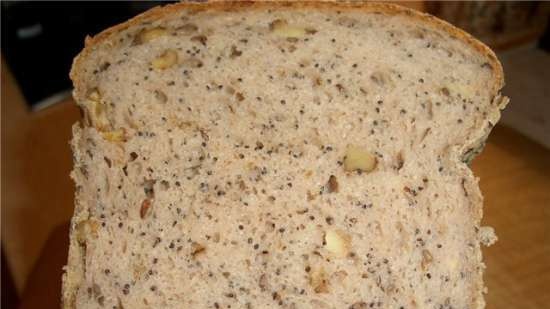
[64,2,507,309]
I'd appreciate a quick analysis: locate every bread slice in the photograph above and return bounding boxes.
[63,2,509,308]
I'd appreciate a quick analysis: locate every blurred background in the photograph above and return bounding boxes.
[1,1,549,309]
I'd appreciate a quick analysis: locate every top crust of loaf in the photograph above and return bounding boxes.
[70,1,504,97]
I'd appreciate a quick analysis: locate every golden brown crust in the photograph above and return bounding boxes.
[70,1,504,97]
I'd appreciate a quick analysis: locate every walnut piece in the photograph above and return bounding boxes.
[102,128,127,143]
[138,27,168,43]
[344,146,377,173]
[85,90,110,131]
[152,49,178,70]
[75,219,99,245]
[325,229,351,258]
[309,267,329,293]
[270,19,307,38]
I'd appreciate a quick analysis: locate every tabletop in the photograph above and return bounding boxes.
[472,125,550,309]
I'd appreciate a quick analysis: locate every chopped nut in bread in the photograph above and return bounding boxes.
[325,229,351,258]
[309,267,329,293]
[85,90,110,131]
[138,27,168,43]
[75,219,98,245]
[102,129,127,142]
[344,146,377,173]
[151,49,178,70]
[270,19,307,38]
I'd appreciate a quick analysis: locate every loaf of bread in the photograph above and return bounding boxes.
[63,2,509,308]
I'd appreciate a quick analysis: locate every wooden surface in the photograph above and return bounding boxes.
[473,126,550,309]
[2,66,549,308]
[1,58,80,292]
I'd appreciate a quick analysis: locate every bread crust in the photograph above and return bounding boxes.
[70,1,504,98]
